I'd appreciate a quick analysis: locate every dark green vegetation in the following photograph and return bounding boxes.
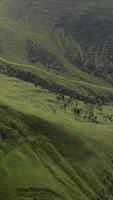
[0,0,113,200]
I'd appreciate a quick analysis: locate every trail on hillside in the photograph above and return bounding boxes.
[0,57,113,92]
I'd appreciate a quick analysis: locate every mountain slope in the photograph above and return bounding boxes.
[0,0,113,84]
[1,0,113,83]
[1,1,113,200]
[0,73,113,200]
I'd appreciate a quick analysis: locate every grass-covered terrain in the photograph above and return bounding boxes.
[0,73,113,200]
[1,0,113,199]
[0,58,113,105]
[1,0,113,84]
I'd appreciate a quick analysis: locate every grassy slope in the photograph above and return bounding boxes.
[1,56,113,106]
[0,1,113,199]
[1,0,113,86]
[0,16,110,87]
[0,8,111,96]
[0,73,113,199]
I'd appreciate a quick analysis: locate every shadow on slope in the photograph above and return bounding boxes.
[0,104,113,199]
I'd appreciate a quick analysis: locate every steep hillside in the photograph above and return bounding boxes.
[1,0,113,83]
[1,73,113,200]
[1,1,113,200]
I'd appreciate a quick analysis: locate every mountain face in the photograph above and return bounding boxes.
[1,0,113,83]
[55,1,113,83]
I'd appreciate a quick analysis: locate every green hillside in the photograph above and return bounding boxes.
[1,73,113,200]
[1,0,113,84]
[0,0,113,200]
